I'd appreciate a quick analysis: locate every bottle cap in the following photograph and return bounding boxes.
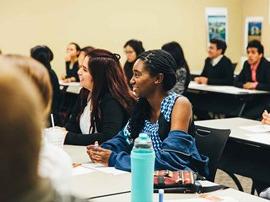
[134,133,152,149]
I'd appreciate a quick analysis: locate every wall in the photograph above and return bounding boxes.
[0,0,242,76]
[241,0,270,57]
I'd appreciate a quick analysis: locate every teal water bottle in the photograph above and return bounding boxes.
[131,133,155,202]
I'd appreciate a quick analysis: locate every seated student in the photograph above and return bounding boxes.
[78,46,95,66]
[235,40,270,119]
[123,39,145,88]
[86,50,209,177]
[0,66,86,202]
[31,45,61,125]
[0,54,72,194]
[162,41,191,94]
[234,40,270,91]
[194,38,233,85]
[64,49,136,146]
[62,42,81,82]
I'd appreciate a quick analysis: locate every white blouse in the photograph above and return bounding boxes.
[80,100,91,134]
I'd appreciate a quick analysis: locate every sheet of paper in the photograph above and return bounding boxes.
[198,180,219,187]
[66,85,81,94]
[244,133,270,144]
[95,167,129,175]
[72,166,95,176]
[240,124,270,133]
[81,163,128,175]
[81,163,105,169]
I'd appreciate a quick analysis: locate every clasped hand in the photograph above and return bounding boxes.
[86,144,112,166]
[194,76,208,84]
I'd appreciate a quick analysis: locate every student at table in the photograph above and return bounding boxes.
[64,49,136,146]
[235,40,270,119]
[194,38,233,85]
[234,40,270,91]
[0,55,73,194]
[78,46,95,66]
[87,50,209,177]
[62,42,81,82]
[162,41,191,94]
[0,63,86,202]
[123,39,145,88]
[31,45,61,126]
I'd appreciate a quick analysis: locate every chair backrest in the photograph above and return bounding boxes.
[194,125,230,182]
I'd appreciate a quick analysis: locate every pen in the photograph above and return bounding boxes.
[72,163,82,168]
[158,189,164,202]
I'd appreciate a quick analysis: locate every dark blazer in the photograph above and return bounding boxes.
[124,61,134,89]
[64,90,130,145]
[201,55,234,85]
[65,61,79,81]
[234,57,270,91]
[48,69,60,125]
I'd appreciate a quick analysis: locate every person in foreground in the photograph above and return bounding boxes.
[0,54,72,194]
[87,50,209,177]
[0,66,86,202]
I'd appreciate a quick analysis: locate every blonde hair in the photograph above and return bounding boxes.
[0,65,43,201]
[0,54,52,117]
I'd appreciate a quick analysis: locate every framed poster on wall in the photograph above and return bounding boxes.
[205,7,228,44]
[244,17,263,48]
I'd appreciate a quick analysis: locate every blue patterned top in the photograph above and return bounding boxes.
[123,92,180,153]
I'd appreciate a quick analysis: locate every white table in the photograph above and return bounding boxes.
[188,81,269,95]
[90,188,268,202]
[195,117,270,148]
[195,118,270,191]
[187,81,270,117]
[59,80,81,94]
[64,145,131,199]
[64,146,267,202]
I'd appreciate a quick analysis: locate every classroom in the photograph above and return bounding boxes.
[1,0,270,201]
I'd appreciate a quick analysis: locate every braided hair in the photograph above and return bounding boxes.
[128,49,177,139]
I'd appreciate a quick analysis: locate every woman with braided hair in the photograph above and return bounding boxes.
[63,49,136,145]
[87,50,209,177]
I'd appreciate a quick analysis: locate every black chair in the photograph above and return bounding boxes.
[194,125,231,182]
